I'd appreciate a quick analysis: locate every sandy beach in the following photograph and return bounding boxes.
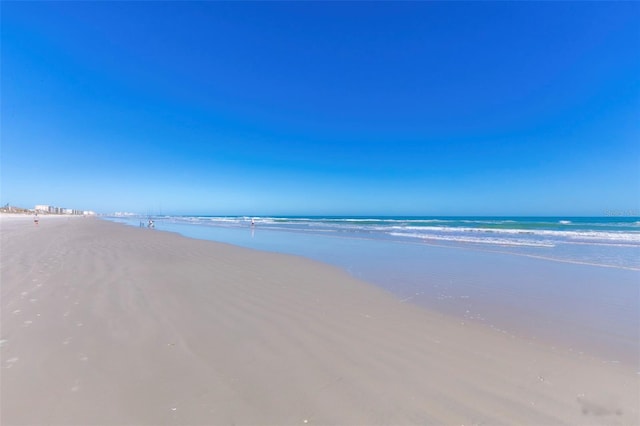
[1,217,638,425]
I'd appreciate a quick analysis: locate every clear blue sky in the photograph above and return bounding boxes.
[2,2,639,215]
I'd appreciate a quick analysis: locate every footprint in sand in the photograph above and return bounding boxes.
[78,354,88,362]
[63,311,70,317]
[23,320,33,327]
[0,339,7,347]
[20,292,28,298]
[12,310,21,315]
[29,298,37,303]
[70,380,81,392]
[63,338,72,345]
[76,322,83,327]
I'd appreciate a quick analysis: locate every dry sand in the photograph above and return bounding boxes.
[1,217,638,425]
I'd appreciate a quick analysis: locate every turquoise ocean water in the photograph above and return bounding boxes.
[107,215,640,367]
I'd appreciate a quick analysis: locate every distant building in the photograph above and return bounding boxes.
[34,204,89,215]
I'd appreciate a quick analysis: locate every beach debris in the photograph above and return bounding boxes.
[171,407,177,411]
[303,420,308,424]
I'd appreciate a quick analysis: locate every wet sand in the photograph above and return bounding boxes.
[1,217,638,425]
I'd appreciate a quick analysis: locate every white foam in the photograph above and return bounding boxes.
[390,226,640,244]
[389,232,555,248]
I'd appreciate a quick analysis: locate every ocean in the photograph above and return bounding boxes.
[107,215,640,367]
[118,215,640,270]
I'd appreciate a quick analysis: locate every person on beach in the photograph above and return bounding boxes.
[34,214,39,225]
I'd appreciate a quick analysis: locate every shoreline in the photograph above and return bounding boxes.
[1,218,638,424]
[107,216,640,369]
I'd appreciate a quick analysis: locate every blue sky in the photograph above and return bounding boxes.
[2,2,639,215]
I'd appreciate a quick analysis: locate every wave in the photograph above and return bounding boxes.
[388,226,640,244]
[389,232,555,248]
[162,216,640,246]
